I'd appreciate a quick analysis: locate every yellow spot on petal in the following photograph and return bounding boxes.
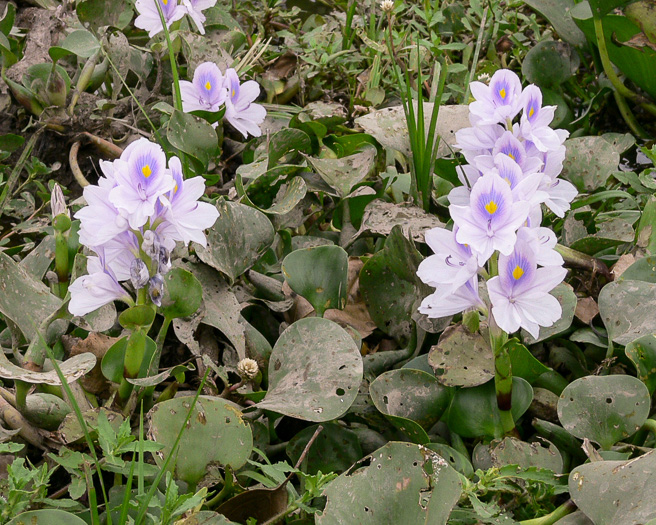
[529,107,535,118]
[142,165,152,178]
[162,0,168,4]
[485,200,498,214]
[205,81,211,90]
[499,88,506,99]
[504,177,511,186]
[174,184,178,194]
[512,265,524,280]
[507,152,515,160]
[231,89,236,97]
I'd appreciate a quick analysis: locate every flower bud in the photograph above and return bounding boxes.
[51,184,71,232]
[46,67,68,108]
[158,246,171,275]
[380,0,394,12]
[237,358,259,380]
[142,230,160,261]
[148,273,164,307]
[130,258,150,289]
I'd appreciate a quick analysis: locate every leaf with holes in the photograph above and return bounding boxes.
[147,396,252,487]
[428,325,494,387]
[446,378,533,439]
[599,280,656,345]
[557,375,650,450]
[561,136,620,192]
[304,145,376,198]
[369,369,451,444]
[317,442,462,525]
[195,200,275,284]
[257,318,362,422]
[569,449,656,525]
[473,437,563,473]
[282,245,348,317]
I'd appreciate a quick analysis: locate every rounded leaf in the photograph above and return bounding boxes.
[287,423,362,475]
[147,396,253,487]
[256,318,362,422]
[282,245,348,317]
[599,280,656,345]
[446,377,533,439]
[428,325,494,387]
[7,510,87,524]
[316,442,461,525]
[118,305,155,330]
[557,375,650,449]
[160,267,202,319]
[626,335,656,395]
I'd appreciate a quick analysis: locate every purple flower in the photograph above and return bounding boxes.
[473,131,543,176]
[487,237,567,338]
[181,0,216,34]
[469,69,523,125]
[180,62,228,114]
[134,0,187,38]
[223,68,267,138]
[518,85,564,152]
[156,156,219,246]
[69,250,132,317]
[450,173,530,265]
[417,227,480,295]
[108,138,175,229]
[418,276,484,318]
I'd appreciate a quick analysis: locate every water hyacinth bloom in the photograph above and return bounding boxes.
[416,227,479,294]
[519,85,563,152]
[180,62,228,114]
[487,238,567,339]
[419,276,484,318]
[109,138,175,229]
[181,0,217,34]
[155,157,219,246]
[469,69,524,125]
[69,252,132,317]
[134,0,187,38]
[224,68,267,138]
[450,173,530,265]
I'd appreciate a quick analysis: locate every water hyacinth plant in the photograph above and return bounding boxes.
[418,69,576,436]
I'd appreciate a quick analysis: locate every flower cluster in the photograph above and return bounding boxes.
[180,63,267,139]
[68,138,219,317]
[135,0,217,38]
[418,70,575,339]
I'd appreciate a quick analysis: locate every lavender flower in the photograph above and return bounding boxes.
[223,68,267,138]
[469,69,524,125]
[134,0,187,38]
[487,237,567,338]
[181,0,217,34]
[180,62,228,115]
[419,276,484,319]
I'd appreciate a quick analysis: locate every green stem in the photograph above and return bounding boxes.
[150,316,172,375]
[489,320,515,438]
[54,230,69,298]
[14,380,29,414]
[593,15,635,101]
[612,90,647,139]
[519,499,577,525]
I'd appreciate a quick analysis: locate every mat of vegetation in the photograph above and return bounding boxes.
[1,0,656,524]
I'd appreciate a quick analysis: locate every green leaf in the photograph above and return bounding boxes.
[167,109,218,171]
[160,267,202,319]
[569,449,656,524]
[317,442,461,525]
[287,423,363,475]
[118,305,155,330]
[267,128,312,168]
[522,40,579,88]
[587,0,632,17]
[49,30,100,62]
[428,325,494,387]
[76,0,133,32]
[282,245,348,317]
[557,375,651,449]
[506,339,550,384]
[257,318,363,422]
[522,0,586,45]
[194,200,275,284]
[236,174,307,215]
[369,368,451,444]
[304,145,376,198]
[473,437,563,473]
[618,255,656,283]
[599,279,656,345]
[446,378,533,439]
[101,336,156,384]
[626,335,656,395]
[0,252,62,342]
[561,136,620,192]
[147,396,253,487]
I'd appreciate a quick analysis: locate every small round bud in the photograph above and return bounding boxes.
[237,358,259,380]
[380,0,394,13]
[148,274,164,307]
[45,270,59,284]
[130,259,150,289]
